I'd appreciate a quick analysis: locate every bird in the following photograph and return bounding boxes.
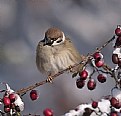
[36,27,85,82]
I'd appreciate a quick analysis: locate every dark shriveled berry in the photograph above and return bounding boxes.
[115,36,121,47]
[112,54,119,64]
[97,74,106,83]
[76,78,85,89]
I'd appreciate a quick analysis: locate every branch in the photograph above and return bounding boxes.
[16,36,115,95]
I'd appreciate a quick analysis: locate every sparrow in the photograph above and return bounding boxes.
[36,27,84,82]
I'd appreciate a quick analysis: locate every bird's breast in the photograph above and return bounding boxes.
[48,49,77,74]
[36,42,81,75]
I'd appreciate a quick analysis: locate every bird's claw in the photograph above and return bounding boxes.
[46,76,53,83]
[68,65,73,72]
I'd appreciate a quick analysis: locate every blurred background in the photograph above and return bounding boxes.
[0,0,121,115]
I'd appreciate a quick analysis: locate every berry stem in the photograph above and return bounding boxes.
[90,68,96,78]
[16,80,46,95]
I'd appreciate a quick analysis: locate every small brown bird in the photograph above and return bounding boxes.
[36,27,84,82]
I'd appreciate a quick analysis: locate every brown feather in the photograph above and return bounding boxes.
[36,37,84,75]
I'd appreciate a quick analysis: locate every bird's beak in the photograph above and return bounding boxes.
[44,37,54,46]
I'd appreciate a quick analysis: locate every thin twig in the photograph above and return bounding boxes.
[16,80,46,95]
[96,36,115,52]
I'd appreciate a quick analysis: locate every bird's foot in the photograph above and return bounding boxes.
[68,65,74,72]
[46,76,53,83]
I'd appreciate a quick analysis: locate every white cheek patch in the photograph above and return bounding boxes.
[52,40,60,46]
[62,32,65,42]
[52,32,65,46]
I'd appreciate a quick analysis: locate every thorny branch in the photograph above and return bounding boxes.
[16,36,116,96]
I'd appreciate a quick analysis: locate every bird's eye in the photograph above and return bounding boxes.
[56,39,62,43]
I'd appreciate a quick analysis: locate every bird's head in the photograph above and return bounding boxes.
[44,27,65,46]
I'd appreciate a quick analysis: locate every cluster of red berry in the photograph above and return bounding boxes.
[76,52,105,90]
[91,98,121,116]
[27,26,121,116]
[73,26,121,116]
[2,93,20,114]
[2,26,121,116]
[91,99,121,116]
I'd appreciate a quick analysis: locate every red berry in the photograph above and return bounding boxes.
[76,78,85,89]
[9,93,16,103]
[115,102,121,109]
[30,90,38,101]
[97,74,106,83]
[43,108,53,116]
[79,70,88,80]
[4,106,10,113]
[110,112,118,116]
[3,96,11,106]
[115,25,121,36]
[95,60,104,67]
[92,101,98,108]
[112,54,119,64]
[110,97,119,107]
[93,52,101,61]
[87,79,96,90]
